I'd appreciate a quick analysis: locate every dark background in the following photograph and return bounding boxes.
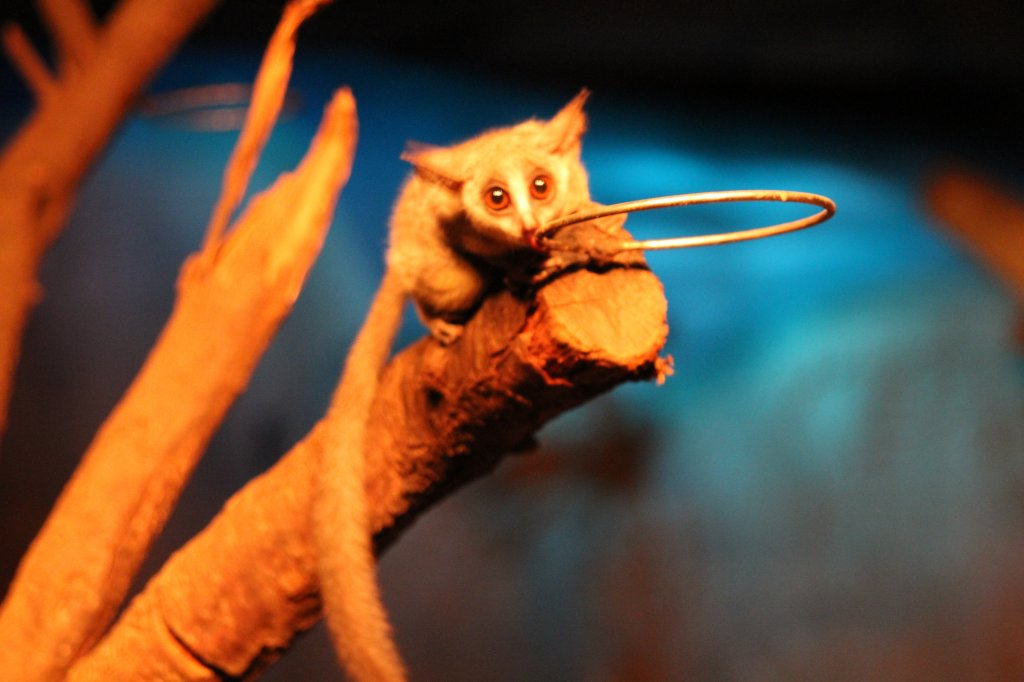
[2,1,1024,680]
[5,0,1024,124]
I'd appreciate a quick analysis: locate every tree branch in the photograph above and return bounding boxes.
[0,0,221,438]
[203,0,331,249]
[0,4,348,678]
[1,23,57,101]
[927,170,1024,303]
[37,0,98,73]
[68,251,669,680]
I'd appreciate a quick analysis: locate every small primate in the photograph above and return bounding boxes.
[315,90,593,681]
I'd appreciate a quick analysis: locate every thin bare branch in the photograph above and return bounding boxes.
[2,23,57,101]
[0,0,220,438]
[37,0,99,72]
[203,0,332,249]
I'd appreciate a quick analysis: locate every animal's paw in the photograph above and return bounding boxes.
[529,254,571,285]
[427,318,465,346]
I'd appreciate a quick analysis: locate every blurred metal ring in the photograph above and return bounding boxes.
[138,83,301,131]
[541,190,836,251]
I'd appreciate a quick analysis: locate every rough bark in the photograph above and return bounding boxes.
[69,244,669,680]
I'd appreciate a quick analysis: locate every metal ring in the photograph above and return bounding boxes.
[541,190,836,251]
[138,83,302,131]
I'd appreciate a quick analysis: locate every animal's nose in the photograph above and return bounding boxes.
[520,213,541,248]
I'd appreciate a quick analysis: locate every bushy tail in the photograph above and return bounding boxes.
[315,269,407,681]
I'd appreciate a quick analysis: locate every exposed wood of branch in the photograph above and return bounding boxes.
[68,262,669,680]
[0,0,221,437]
[0,86,357,682]
[927,171,1024,302]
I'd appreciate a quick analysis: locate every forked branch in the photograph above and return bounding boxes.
[0,2,344,680]
[0,0,221,435]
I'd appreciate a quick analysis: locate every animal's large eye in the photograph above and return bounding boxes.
[530,174,553,200]
[484,185,510,212]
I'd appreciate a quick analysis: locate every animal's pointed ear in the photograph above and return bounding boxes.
[401,143,464,190]
[543,88,590,153]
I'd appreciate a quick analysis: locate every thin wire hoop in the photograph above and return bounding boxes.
[541,190,836,251]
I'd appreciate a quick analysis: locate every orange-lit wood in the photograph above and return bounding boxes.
[927,171,1024,303]
[0,2,345,680]
[0,0,220,436]
[69,251,668,681]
